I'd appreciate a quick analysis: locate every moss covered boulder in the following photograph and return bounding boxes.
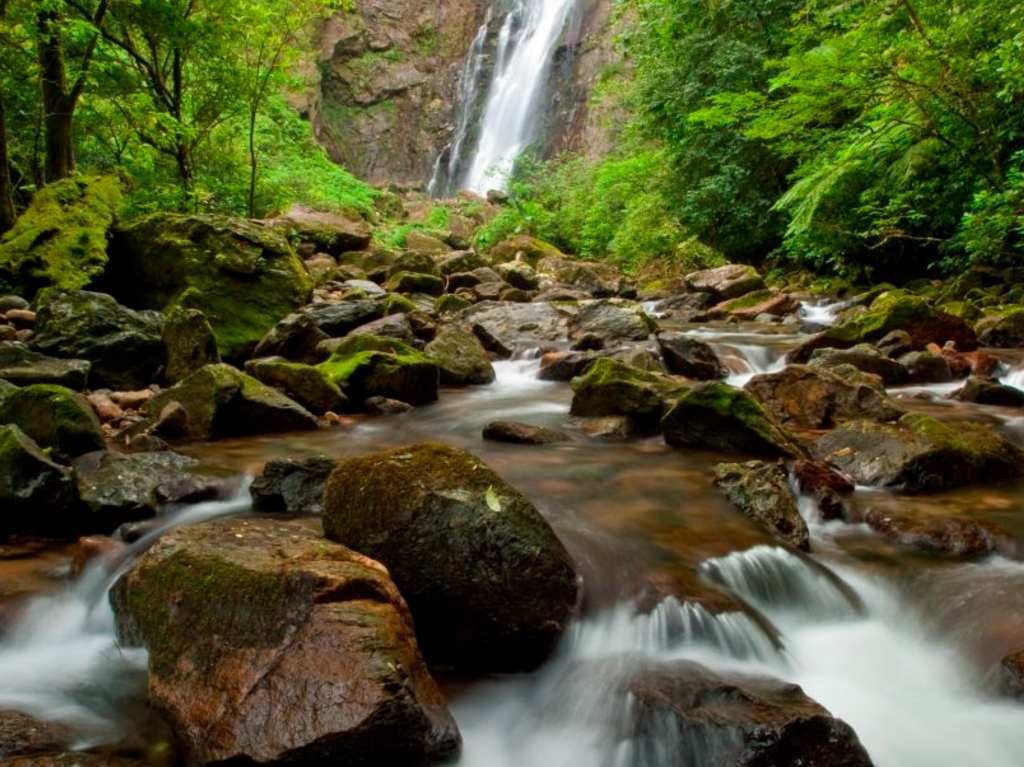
[570,358,685,430]
[489,235,564,266]
[319,336,439,406]
[814,413,1024,491]
[254,298,386,363]
[110,516,460,766]
[386,271,445,296]
[0,342,90,389]
[684,263,764,300]
[976,307,1024,348]
[424,324,495,386]
[323,443,578,671]
[106,214,313,360]
[0,425,77,533]
[568,299,655,346]
[0,384,104,459]
[162,306,219,384]
[662,382,804,457]
[245,357,349,414]
[0,176,121,296]
[714,461,810,550]
[30,289,164,390]
[139,364,318,441]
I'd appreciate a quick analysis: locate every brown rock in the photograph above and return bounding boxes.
[793,460,855,521]
[483,421,570,445]
[87,392,125,423]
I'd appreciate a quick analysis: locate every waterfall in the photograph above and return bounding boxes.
[432,0,578,195]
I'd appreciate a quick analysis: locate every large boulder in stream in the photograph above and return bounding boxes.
[625,660,873,767]
[424,324,496,385]
[110,516,461,766]
[107,214,314,360]
[138,363,318,441]
[814,413,1024,491]
[318,336,439,406]
[662,382,805,458]
[656,333,727,380]
[714,461,810,550]
[254,298,387,363]
[244,357,349,414]
[0,425,77,532]
[0,383,104,459]
[323,443,578,671]
[30,289,165,390]
[570,358,685,430]
[568,299,653,346]
[463,301,569,357]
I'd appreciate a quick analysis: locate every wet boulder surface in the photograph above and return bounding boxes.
[323,443,579,671]
[570,358,685,430]
[714,461,810,551]
[110,516,461,767]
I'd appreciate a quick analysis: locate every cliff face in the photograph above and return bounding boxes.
[311,0,616,189]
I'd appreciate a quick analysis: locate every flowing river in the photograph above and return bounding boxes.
[1,320,1024,765]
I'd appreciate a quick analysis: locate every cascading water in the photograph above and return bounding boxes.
[432,0,578,195]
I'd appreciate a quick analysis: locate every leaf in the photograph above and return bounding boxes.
[485,485,502,512]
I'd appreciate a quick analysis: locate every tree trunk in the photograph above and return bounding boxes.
[37,11,75,182]
[0,90,15,234]
[247,106,258,218]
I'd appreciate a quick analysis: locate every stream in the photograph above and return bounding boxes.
[1,319,1023,765]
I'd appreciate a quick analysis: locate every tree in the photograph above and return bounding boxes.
[0,0,15,232]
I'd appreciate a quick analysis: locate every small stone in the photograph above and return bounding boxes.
[483,421,570,445]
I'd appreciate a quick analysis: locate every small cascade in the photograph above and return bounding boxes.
[1000,364,1024,392]
[799,299,851,326]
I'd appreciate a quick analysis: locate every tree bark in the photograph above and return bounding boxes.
[247,106,257,218]
[0,90,15,234]
[37,11,75,182]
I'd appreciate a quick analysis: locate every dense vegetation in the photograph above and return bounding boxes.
[0,0,374,228]
[484,0,1024,280]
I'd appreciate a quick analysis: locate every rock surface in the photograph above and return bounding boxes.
[714,461,810,550]
[425,324,495,385]
[0,383,105,459]
[0,342,90,389]
[483,421,570,445]
[162,307,220,384]
[0,425,77,532]
[684,264,764,300]
[656,333,727,380]
[570,358,683,429]
[250,456,337,515]
[110,516,461,766]
[323,443,578,670]
[245,357,349,414]
[463,301,569,357]
[319,335,439,406]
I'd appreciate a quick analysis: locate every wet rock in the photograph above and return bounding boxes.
[71,535,126,576]
[434,293,474,315]
[139,364,318,441]
[656,333,727,380]
[877,329,914,358]
[323,443,578,671]
[570,358,684,430]
[87,391,124,423]
[255,298,386,362]
[348,312,418,345]
[536,256,624,297]
[250,456,336,515]
[577,415,635,440]
[267,205,371,255]
[714,461,810,550]
[425,324,496,385]
[463,301,569,357]
[319,335,439,406]
[710,289,796,320]
[976,308,1024,348]
[0,384,105,459]
[0,425,77,533]
[437,251,486,276]
[792,460,854,521]
[490,235,564,266]
[859,507,1006,558]
[897,350,953,384]
[568,299,653,346]
[483,421,570,445]
[244,357,349,415]
[814,413,1024,491]
[0,342,90,389]
[364,396,414,415]
[662,382,804,458]
[809,344,908,385]
[647,292,717,322]
[1000,650,1024,697]
[495,261,540,290]
[386,271,445,296]
[625,660,873,767]
[684,264,764,300]
[162,307,219,384]
[30,289,164,390]
[745,364,902,430]
[72,450,220,531]
[111,516,460,766]
[0,709,75,758]
[538,350,599,381]
[953,377,1024,407]
[107,214,313,360]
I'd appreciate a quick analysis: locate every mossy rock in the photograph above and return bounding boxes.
[385,271,444,296]
[140,363,318,441]
[318,335,439,406]
[383,292,419,315]
[829,291,976,349]
[322,443,578,671]
[163,306,220,384]
[245,357,349,415]
[0,342,90,390]
[570,358,685,429]
[0,383,104,459]
[0,424,78,531]
[714,461,810,551]
[976,307,1024,348]
[0,176,122,296]
[106,214,313,360]
[938,300,982,322]
[489,235,564,266]
[424,324,495,386]
[662,382,804,458]
[435,293,473,315]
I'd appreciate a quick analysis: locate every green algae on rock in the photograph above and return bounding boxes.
[424,324,495,385]
[0,384,104,459]
[245,356,349,414]
[570,357,685,429]
[319,335,439,406]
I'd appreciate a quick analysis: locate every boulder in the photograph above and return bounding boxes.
[1000,650,1024,697]
[437,251,486,276]
[138,364,318,441]
[710,289,796,320]
[107,214,314,360]
[745,365,902,430]
[463,301,569,357]
[684,264,764,300]
[535,256,624,297]
[348,312,418,345]
[625,660,873,767]
[250,456,337,515]
[424,324,495,386]
[0,425,77,533]
[656,333,727,380]
[489,235,564,266]
[897,350,953,383]
[386,271,445,296]
[538,350,600,381]
[570,358,684,430]
[72,450,220,531]
[495,261,540,290]
[30,289,164,390]
[714,461,810,550]
[808,344,908,385]
[435,294,474,315]
[792,459,854,521]
[0,384,104,458]
[162,307,219,384]
[662,382,804,457]
[568,300,653,346]
[323,443,578,670]
[319,336,439,406]
[0,176,121,296]
[255,299,387,363]
[859,507,1006,558]
[976,308,1024,348]
[110,516,460,766]
[953,377,1024,408]
[813,413,1024,491]
[0,342,90,389]
[267,205,371,255]
[244,357,348,415]
[404,230,450,254]
[482,421,570,445]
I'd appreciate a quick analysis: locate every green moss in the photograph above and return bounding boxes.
[317,337,438,405]
[383,292,418,315]
[0,176,122,296]
[570,358,685,423]
[715,288,775,313]
[0,383,104,458]
[435,294,473,314]
[385,271,444,296]
[829,290,932,343]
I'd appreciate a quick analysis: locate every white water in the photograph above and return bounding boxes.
[460,0,577,193]
[799,298,851,326]
[682,328,793,387]
[1001,364,1024,392]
